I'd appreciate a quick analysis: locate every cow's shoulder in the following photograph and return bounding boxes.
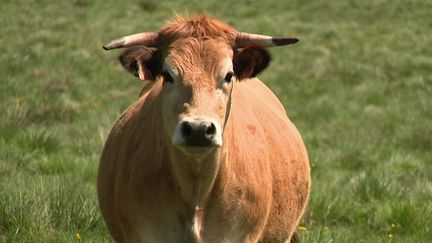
[100,81,165,184]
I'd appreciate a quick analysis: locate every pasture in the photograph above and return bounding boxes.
[1,0,431,242]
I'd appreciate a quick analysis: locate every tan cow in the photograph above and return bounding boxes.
[98,15,310,243]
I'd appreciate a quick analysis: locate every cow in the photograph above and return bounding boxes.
[98,15,310,243]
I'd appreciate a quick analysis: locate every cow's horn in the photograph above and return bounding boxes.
[235,32,299,48]
[103,32,159,50]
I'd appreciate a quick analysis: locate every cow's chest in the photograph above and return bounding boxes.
[129,185,258,243]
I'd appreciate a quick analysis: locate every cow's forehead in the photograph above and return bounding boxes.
[164,38,233,76]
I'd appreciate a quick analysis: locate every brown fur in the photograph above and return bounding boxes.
[98,15,310,243]
[158,15,237,47]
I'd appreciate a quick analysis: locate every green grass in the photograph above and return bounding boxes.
[1,0,431,242]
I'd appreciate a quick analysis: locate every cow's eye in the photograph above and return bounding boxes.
[162,72,174,84]
[224,72,234,83]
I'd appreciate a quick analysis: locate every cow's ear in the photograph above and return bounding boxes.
[118,46,161,81]
[233,46,271,81]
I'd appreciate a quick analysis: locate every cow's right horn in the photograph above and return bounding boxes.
[103,32,159,50]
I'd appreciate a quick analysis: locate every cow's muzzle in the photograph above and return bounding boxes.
[172,117,222,151]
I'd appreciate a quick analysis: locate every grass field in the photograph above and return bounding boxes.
[1,0,431,242]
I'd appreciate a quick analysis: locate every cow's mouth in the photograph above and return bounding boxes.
[175,144,218,156]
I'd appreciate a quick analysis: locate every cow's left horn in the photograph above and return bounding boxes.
[103,32,159,50]
[235,32,299,48]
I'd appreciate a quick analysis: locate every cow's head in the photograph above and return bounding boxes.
[103,16,298,156]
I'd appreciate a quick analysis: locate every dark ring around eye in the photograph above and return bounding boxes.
[224,72,234,83]
[162,71,174,83]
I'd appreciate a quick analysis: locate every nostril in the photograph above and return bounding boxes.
[181,122,192,137]
[205,123,216,136]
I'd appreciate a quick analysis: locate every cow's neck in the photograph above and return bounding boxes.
[168,147,225,209]
[167,144,228,241]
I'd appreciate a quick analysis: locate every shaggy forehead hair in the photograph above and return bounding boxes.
[167,37,232,80]
[158,15,237,47]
